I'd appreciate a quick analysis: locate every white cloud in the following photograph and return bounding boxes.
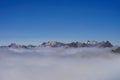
[0,47,120,80]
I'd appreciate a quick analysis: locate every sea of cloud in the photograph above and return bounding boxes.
[0,47,120,80]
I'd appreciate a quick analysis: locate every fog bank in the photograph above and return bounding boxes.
[0,47,120,80]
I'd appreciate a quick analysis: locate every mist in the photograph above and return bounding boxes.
[0,47,120,80]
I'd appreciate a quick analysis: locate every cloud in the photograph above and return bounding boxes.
[0,47,120,80]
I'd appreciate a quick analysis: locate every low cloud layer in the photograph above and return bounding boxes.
[0,47,120,80]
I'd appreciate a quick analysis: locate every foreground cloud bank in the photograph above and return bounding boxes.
[0,47,120,80]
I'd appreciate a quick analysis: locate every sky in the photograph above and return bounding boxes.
[0,0,120,45]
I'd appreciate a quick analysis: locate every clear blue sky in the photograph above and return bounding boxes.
[0,0,120,45]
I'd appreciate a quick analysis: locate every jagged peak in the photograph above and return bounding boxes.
[0,41,114,49]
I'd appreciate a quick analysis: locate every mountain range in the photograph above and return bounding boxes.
[0,41,120,53]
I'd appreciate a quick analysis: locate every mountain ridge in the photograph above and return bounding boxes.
[0,41,120,54]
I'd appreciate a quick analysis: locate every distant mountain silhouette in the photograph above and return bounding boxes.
[0,41,115,49]
[112,47,120,54]
[1,41,120,54]
[41,41,113,48]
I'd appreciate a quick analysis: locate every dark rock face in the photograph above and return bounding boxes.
[112,47,120,53]
[41,41,89,48]
[8,43,20,48]
[27,45,36,48]
[67,42,79,48]
[6,41,114,49]
[99,41,113,48]
[67,42,88,48]
[81,43,88,47]
[8,43,28,49]
[41,41,65,47]
[41,41,113,48]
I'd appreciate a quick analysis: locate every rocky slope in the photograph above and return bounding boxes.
[112,47,120,53]
[0,41,120,54]
[0,41,113,48]
[41,41,113,48]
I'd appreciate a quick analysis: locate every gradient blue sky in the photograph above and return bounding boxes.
[0,0,120,45]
